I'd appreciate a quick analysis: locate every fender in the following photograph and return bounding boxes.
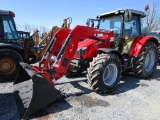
[129,35,158,57]
[0,43,24,54]
[98,48,124,65]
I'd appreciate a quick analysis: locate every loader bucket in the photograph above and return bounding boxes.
[14,62,59,119]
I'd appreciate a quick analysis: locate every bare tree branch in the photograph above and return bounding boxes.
[144,0,160,31]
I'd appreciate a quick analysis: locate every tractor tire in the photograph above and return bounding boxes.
[87,53,122,93]
[65,65,82,78]
[0,49,23,82]
[134,41,158,78]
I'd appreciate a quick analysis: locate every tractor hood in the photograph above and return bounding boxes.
[78,34,110,48]
[78,39,97,48]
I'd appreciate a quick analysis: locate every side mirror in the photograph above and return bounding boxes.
[124,11,132,22]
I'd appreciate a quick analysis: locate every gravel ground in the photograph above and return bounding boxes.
[0,66,160,120]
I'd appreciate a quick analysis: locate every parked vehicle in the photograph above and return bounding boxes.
[13,9,159,119]
[0,10,24,81]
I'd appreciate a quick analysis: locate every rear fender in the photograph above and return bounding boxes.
[129,36,158,57]
[98,48,124,65]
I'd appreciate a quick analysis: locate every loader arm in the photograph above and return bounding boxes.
[32,25,109,85]
[32,17,72,61]
[14,25,109,119]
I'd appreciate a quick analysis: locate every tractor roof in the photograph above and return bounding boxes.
[97,9,146,18]
[0,9,15,17]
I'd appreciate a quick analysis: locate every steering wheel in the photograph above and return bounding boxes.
[112,26,121,37]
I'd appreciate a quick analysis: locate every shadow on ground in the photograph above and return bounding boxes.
[1,69,160,119]
[55,68,160,96]
[30,96,72,119]
[107,68,160,95]
[0,93,19,120]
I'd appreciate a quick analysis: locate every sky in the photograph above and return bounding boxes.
[0,0,157,30]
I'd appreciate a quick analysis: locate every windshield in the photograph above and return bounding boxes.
[18,32,30,39]
[23,33,30,38]
[2,16,18,40]
[99,15,122,34]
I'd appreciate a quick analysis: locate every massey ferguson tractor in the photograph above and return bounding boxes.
[66,10,159,78]
[13,9,159,119]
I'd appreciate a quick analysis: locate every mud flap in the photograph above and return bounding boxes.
[14,62,59,119]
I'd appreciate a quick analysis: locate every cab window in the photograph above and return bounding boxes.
[2,16,18,39]
[124,15,141,37]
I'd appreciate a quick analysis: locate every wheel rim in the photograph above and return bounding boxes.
[0,57,16,74]
[103,63,118,86]
[144,49,155,72]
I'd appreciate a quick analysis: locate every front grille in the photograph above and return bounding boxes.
[76,50,80,55]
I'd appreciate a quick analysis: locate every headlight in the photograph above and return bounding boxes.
[76,47,87,56]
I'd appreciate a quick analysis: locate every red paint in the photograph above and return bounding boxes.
[145,4,149,11]
[129,35,156,57]
[31,25,110,85]
[74,33,113,59]
[78,39,97,48]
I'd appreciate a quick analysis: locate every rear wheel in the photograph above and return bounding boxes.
[87,53,122,93]
[134,41,158,78]
[0,49,23,82]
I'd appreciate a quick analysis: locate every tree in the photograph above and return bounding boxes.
[145,1,160,31]
[23,23,32,33]
[16,23,49,36]
[38,26,49,36]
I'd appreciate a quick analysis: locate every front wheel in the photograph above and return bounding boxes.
[65,64,82,78]
[87,53,122,93]
[134,41,158,78]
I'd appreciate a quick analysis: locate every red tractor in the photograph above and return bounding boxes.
[14,9,159,119]
[66,9,159,79]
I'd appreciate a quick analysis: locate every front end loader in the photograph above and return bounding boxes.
[13,9,159,119]
[14,26,109,119]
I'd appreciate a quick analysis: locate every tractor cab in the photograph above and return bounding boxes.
[17,31,31,40]
[97,9,146,53]
[0,10,21,45]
